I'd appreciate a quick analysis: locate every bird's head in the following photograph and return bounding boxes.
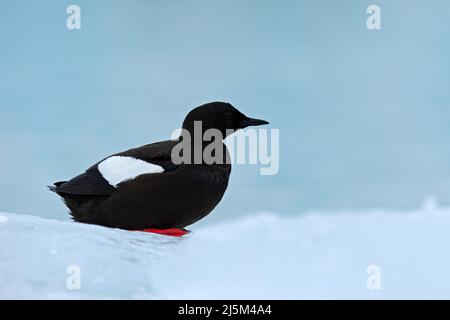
[182,102,269,138]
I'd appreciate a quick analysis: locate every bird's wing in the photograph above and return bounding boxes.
[53,140,179,196]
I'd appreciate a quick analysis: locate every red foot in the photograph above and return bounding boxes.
[132,228,189,237]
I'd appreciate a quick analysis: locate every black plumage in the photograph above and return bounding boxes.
[50,102,268,230]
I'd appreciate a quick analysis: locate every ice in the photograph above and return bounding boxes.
[1,201,450,299]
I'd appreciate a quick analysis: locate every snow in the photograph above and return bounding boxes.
[1,200,450,299]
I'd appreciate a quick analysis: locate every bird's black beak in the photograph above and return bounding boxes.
[239,117,269,129]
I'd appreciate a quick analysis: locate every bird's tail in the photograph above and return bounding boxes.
[48,181,105,223]
[48,181,66,193]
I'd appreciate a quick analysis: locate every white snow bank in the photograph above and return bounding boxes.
[1,199,450,299]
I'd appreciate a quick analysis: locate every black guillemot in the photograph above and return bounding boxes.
[50,102,268,236]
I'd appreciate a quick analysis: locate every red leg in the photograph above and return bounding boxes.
[132,228,190,237]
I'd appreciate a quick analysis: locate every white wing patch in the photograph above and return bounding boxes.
[98,156,164,187]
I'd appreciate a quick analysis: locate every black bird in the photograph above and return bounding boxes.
[50,102,268,234]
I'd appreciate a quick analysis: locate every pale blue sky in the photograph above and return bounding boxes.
[1,0,450,223]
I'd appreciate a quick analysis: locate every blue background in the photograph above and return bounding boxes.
[1,0,449,223]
